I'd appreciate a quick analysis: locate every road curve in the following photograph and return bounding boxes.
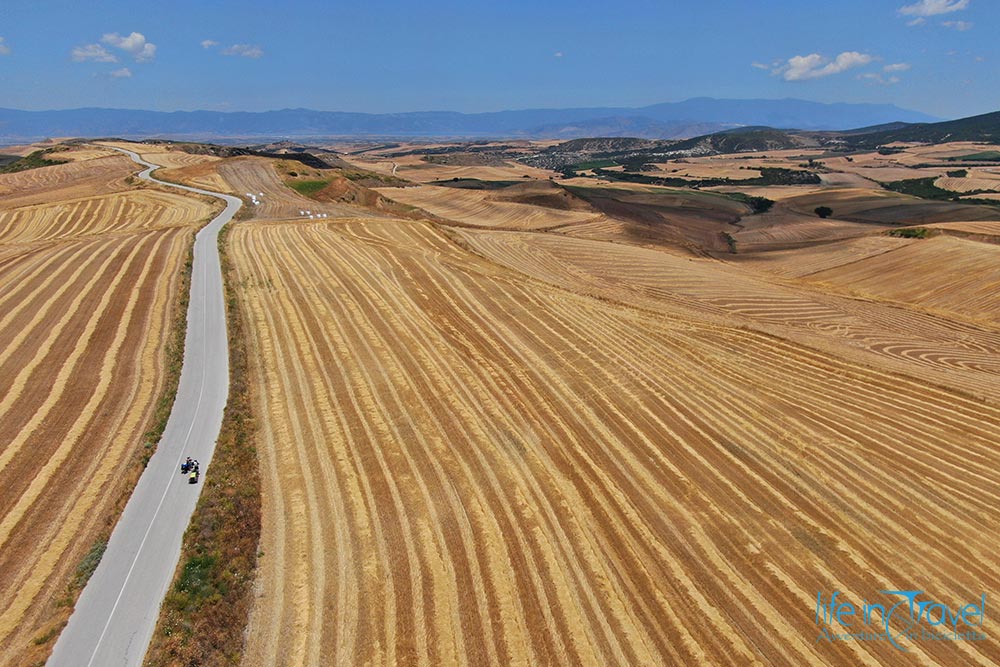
[48,148,240,667]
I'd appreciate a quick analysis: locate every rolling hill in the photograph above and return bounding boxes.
[840,109,1000,147]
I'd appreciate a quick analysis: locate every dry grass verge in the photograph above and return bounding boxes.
[144,222,261,666]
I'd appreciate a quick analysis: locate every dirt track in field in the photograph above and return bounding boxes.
[233,215,1000,666]
[0,148,213,666]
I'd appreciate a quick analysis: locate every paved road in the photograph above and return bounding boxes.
[48,148,241,667]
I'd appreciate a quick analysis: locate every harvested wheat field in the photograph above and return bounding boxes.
[934,175,1000,193]
[0,153,136,206]
[344,153,556,183]
[233,214,1000,667]
[376,185,602,230]
[461,229,1000,401]
[725,235,912,278]
[0,149,216,665]
[0,189,215,246]
[805,235,1000,325]
[923,220,1000,237]
[732,211,886,251]
[44,146,120,162]
[218,157,362,219]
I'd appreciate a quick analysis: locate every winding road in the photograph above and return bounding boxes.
[48,148,240,667]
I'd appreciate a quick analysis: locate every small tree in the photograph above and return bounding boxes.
[815,206,833,219]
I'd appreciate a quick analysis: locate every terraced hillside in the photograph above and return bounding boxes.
[232,216,1000,667]
[0,148,217,666]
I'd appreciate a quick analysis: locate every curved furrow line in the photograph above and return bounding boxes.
[0,228,179,643]
[285,228,514,666]
[0,237,110,344]
[0,233,158,476]
[235,219,1000,667]
[580,308,1000,616]
[262,226,580,667]
[394,228,752,664]
[238,227,395,655]
[239,229,342,667]
[305,225,623,665]
[448,226,1000,667]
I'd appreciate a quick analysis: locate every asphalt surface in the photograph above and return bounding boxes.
[48,148,240,667]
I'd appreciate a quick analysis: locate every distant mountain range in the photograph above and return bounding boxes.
[524,110,1000,171]
[834,109,1000,147]
[0,98,941,143]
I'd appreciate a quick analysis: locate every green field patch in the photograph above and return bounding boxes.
[288,179,332,197]
[570,159,618,171]
[949,151,1000,162]
[884,177,959,200]
[429,178,522,190]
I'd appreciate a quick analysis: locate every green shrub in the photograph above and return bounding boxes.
[71,540,108,590]
[888,227,930,238]
[724,192,774,213]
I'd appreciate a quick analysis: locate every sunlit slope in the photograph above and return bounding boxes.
[233,217,1000,667]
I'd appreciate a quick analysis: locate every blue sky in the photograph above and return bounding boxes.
[0,0,996,118]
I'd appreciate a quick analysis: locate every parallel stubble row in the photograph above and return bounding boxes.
[234,218,1000,667]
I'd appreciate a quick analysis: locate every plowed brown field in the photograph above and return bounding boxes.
[0,148,215,665]
[233,216,1000,666]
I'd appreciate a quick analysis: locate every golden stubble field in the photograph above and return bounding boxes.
[227,134,1000,666]
[0,144,218,665]
[9,137,997,666]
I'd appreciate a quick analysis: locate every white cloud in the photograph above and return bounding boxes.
[942,20,973,30]
[201,39,219,49]
[102,32,156,62]
[750,61,770,70]
[884,62,911,72]
[222,44,263,58]
[777,51,874,81]
[860,72,901,86]
[553,51,564,58]
[72,43,118,63]
[0,37,10,56]
[906,17,927,25]
[899,0,970,16]
[110,67,132,78]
